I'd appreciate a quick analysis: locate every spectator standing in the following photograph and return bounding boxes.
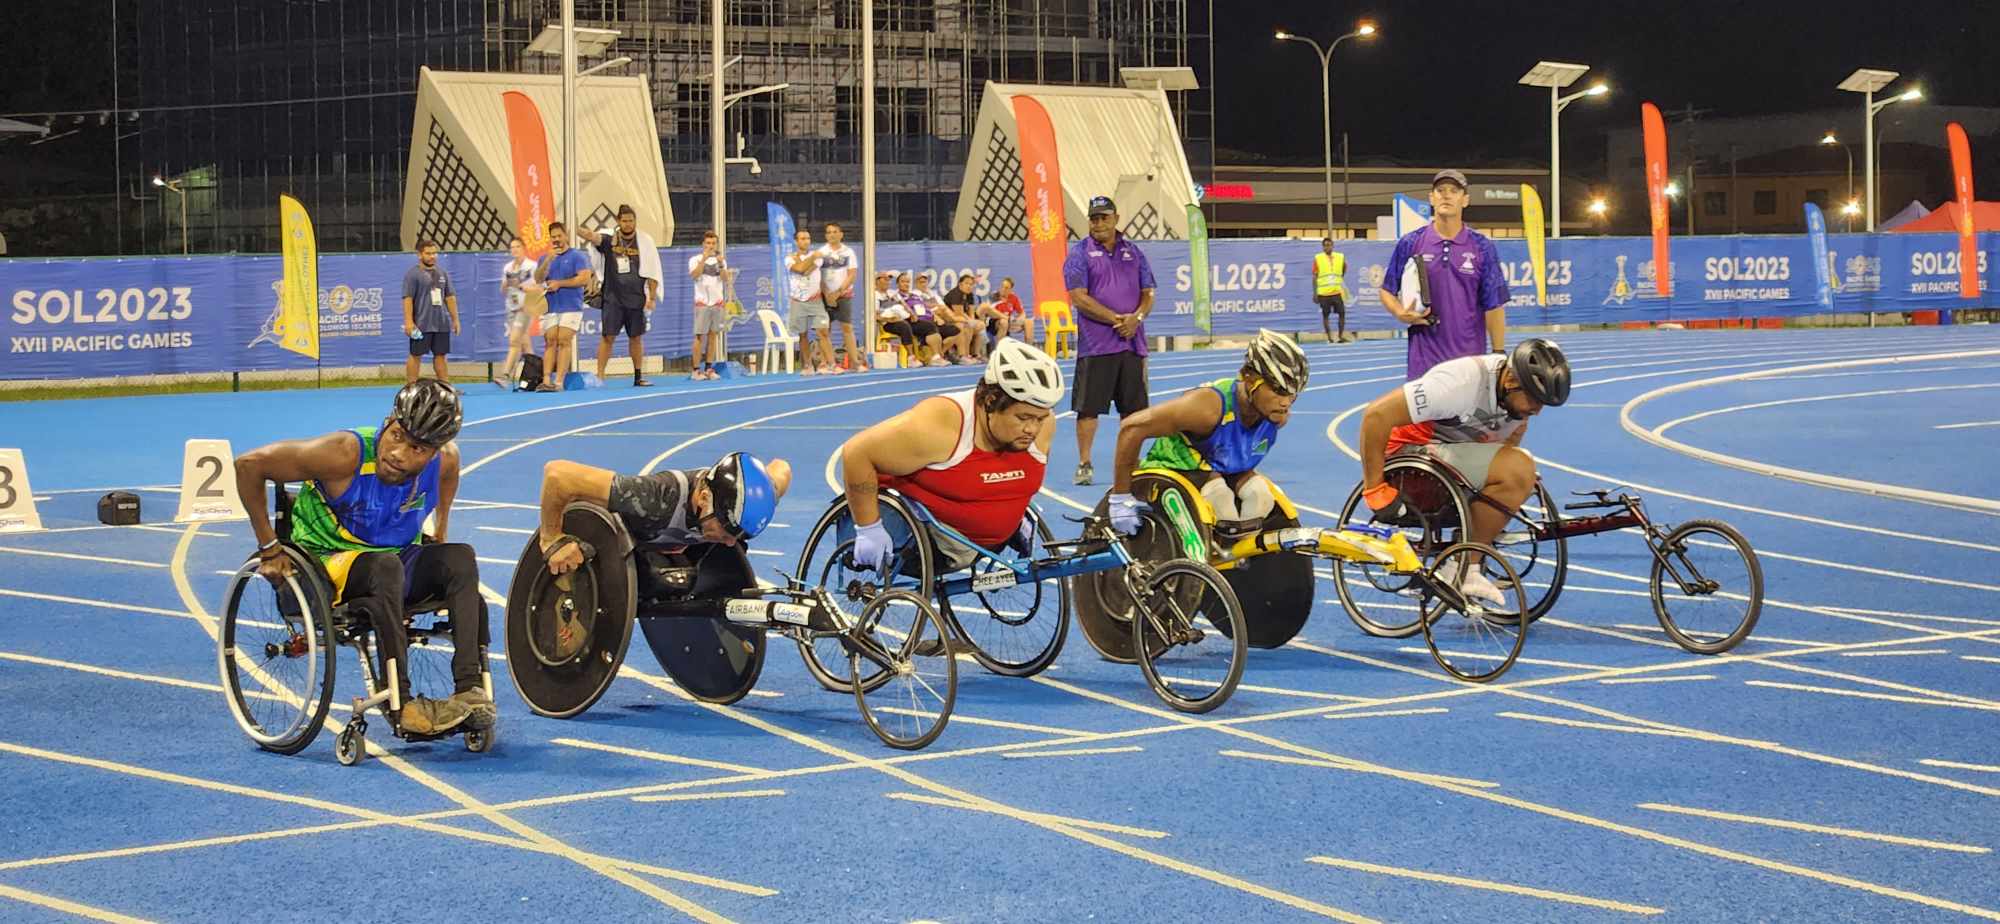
[1063,195,1155,486]
[533,222,592,392]
[688,229,734,380]
[816,223,865,371]
[494,237,540,389]
[401,239,461,386]
[578,205,662,387]
[786,228,840,375]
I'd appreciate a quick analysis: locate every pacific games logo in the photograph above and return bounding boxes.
[1837,252,1882,294]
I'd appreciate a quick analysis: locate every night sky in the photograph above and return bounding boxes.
[1214,0,1999,165]
[3,1,1995,176]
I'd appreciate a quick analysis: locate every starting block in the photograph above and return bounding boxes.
[175,439,249,523]
[0,448,43,533]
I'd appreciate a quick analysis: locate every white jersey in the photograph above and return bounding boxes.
[816,243,858,295]
[1396,354,1524,448]
[787,249,823,301]
[502,257,538,309]
[688,253,728,306]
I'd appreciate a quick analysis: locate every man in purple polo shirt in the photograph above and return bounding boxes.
[1379,169,1509,379]
[1064,195,1155,486]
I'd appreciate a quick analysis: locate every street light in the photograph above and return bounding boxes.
[1664,181,1682,199]
[1837,68,1923,231]
[1520,62,1608,239]
[1276,22,1377,237]
[153,175,187,255]
[1821,131,1855,230]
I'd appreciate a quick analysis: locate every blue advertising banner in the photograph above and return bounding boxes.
[4,231,1995,381]
[1803,203,1833,310]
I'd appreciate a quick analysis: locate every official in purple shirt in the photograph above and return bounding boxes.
[1379,170,1510,380]
[1063,195,1156,486]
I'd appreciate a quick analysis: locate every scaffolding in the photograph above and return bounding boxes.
[7,0,1205,256]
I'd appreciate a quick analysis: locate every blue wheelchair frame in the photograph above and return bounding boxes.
[830,489,1135,602]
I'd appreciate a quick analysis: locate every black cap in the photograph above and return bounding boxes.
[1431,169,1468,190]
[1088,195,1117,217]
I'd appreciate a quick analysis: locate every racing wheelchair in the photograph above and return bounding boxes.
[1076,467,1530,683]
[797,489,1251,713]
[218,487,496,765]
[1332,452,1763,666]
[506,502,957,749]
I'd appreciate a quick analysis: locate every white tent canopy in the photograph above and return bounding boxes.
[951,82,1196,243]
[400,67,674,252]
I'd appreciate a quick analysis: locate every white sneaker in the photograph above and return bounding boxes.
[927,357,950,367]
[1455,568,1509,608]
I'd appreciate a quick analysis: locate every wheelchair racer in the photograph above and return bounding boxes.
[536,451,791,656]
[1356,338,1571,604]
[235,380,492,735]
[839,338,1065,574]
[1105,330,1309,536]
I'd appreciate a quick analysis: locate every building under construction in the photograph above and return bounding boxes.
[103,0,1209,254]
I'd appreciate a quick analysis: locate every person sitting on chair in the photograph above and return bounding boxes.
[1106,329,1310,538]
[234,380,492,735]
[838,338,1066,575]
[1356,338,1571,604]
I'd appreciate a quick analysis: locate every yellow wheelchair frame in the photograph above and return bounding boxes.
[1075,467,1533,683]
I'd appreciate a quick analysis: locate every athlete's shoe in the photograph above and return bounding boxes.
[1074,462,1094,486]
[1455,568,1509,609]
[397,696,471,735]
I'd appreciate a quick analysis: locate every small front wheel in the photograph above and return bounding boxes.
[1420,543,1529,683]
[850,590,957,750]
[335,723,367,766]
[1131,560,1247,714]
[1651,519,1762,654]
[464,722,497,754]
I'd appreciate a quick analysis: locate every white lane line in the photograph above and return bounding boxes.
[1921,759,2000,774]
[476,526,536,535]
[1635,803,1988,854]
[1305,856,1666,916]
[1936,420,2000,430]
[1839,649,1949,658]
[1598,675,1716,685]
[1742,680,2000,712]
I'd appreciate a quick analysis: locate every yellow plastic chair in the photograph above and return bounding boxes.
[875,329,910,368]
[1039,302,1077,359]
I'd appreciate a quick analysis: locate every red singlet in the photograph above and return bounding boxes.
[879,389,1047,548]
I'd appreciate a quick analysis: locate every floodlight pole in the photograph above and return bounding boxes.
[710,0,725,252]
[562,0,577,230]
[862,0,877,359]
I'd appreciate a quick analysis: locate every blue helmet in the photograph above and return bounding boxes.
[707,452,777,542]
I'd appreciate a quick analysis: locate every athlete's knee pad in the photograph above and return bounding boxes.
[1235,474,1277,523]
[1199,477,1241,521]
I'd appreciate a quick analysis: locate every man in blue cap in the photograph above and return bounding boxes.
[1063,195,1155,486]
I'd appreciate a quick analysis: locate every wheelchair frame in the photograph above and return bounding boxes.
[798,490,1253,714]
[217,486,496,765]
[1107,467,1533,683]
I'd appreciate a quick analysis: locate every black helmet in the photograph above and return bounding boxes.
[1244,329,1310,394]
[1508,338,1571,407]
[388,380,463,446]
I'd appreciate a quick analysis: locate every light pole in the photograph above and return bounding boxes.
[152,175,187,255]
[1837,69,1921,231]
[1821,131,1854,231]
[1519,62,1607,239]
[1275,22,1375,238]
[708,0,787,252]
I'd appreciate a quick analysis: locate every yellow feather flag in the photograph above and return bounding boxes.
[277,194,320,359]
[1521,184,1548,308]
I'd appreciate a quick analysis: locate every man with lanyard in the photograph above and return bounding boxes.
[1378,170,1510,379]
[1357,339,1571,604]
[537,452,792,653]
[234,381,492,735]
[1065,195,1155,486]
[839,339,1066,576]
[400,240,461,386]
[1104,330,1309,536]
[533,222,593,392]
[578,205,661,388]
[816,223,865,371]
[1310,237,1351,343]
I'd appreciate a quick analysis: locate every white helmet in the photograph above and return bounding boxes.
[984,338,1065,409]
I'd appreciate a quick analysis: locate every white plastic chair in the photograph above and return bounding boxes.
[757,308,795,374]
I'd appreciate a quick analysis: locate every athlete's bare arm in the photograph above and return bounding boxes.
[234,432,363,580]
[1111,387,1225,493]
[1359,387,1416,491]
[841,396,962,527]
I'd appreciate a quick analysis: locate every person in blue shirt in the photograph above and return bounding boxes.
[533,222,594,392]
[1105,331,1309,536]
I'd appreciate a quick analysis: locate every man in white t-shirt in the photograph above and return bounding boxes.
[787,228,840,375]
[1357,339,1571,604]
[815,222,864,371]
[687,229,735,381]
